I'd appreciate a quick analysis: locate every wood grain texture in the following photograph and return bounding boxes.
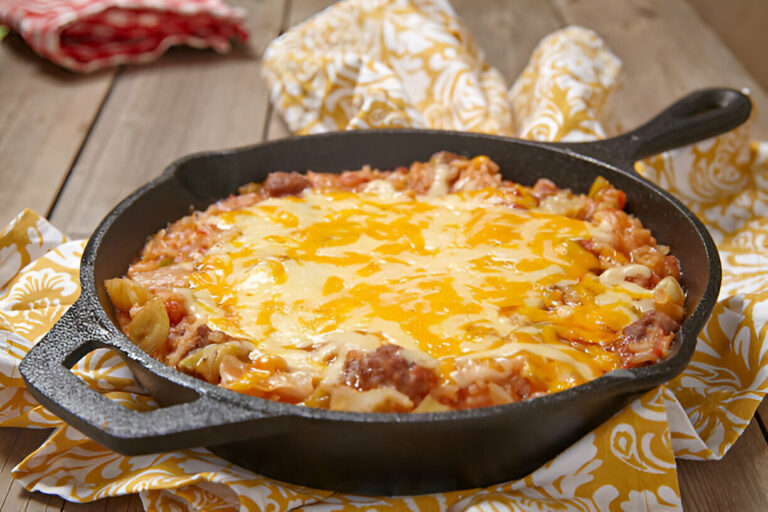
[551,0,768,139]
[265,105,293,140]
[19,490,62,512]
[0,34,116,228]
[0,429,63,511]
[49,0,285,239]
[61,493,143,512]
[756,396,768,431]
[678,419,768,511]
[0,436,154,512]
[687,0,768,93]
[453,0,564,84]
[285,0,338,27]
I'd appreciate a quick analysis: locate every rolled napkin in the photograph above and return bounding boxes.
[0,0,248,72]
[1,0,767,510]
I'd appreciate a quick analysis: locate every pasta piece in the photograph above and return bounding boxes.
[329,386,414,412]
[179,340,252,383]
[413,395,452,412]
[104,278,149,311]
[653,276,685,322]
[126,297,169,355]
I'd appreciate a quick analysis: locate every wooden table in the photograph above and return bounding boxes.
[2,0,767,510]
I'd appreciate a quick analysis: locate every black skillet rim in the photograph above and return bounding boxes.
[75,128,720,426]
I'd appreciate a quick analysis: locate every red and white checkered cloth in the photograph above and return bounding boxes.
[0,0,248,72]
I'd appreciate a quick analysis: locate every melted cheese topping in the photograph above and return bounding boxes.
[187,187,655,392]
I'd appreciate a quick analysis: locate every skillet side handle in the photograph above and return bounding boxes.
[20,299,277,455]
[563,88,752,167]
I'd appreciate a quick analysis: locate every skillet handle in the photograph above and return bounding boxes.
[563,88,752,167]
[20,299,282,455]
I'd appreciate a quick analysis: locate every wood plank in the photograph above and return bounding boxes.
[266,0,565,140]
[756,396,768,434]
[284,0,338,27]
[61,499,106,511]
[687,0,768,93]
[22,491,61,512]
[453,0,564,84]
[0,34,116,228]
[265,104,292,140]
[60,493,142,511]
[551,0,768,139]
[0,429,64,511]
[678,419,768,511]
[49,0,286,240]
[0,428,19,474]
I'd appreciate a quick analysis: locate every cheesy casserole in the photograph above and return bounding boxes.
[106,153,684,413]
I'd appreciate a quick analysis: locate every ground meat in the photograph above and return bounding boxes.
[211,192,265,213]
[582,207,681,285]
[432,359,538,410]
[593,208,655,255]
[458,376,532,409]
[395,151,503,195]
[192,324,229,343]
[130,214,222,273]
[165,324,236,368]
[531,178,559,200]
[240,152,505,198]
[381,166,412,191]
[303,166,399,191]
[263,171,311,197]
[409,160,438,194]
[342,345,438,404]
[434,377,534,410]
[592,185,625,212]
[630,246,681,285]
[610,311,680,367]
[452,155,502,192]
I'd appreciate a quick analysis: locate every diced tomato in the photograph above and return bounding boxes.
[164,298,186,326]
[616,189,626,209]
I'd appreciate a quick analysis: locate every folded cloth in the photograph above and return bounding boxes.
[0,0,248,72]
[2,0,767,510]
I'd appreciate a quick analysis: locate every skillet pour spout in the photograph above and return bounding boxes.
[21,88,751,495]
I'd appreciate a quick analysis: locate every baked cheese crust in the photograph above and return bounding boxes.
[106,153,684,412]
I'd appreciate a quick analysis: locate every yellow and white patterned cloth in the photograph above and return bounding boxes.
[2,0,767,509]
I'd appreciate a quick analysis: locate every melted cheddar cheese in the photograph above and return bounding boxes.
[185,186,656,394]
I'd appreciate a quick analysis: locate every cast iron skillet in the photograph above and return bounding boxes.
[21,88,750,495]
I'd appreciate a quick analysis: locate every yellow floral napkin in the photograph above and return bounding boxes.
[2,0,767,510]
